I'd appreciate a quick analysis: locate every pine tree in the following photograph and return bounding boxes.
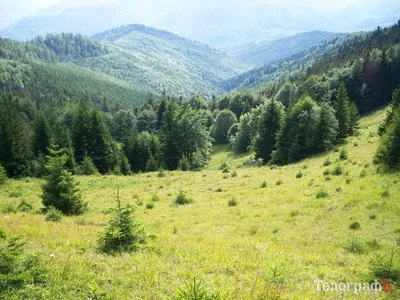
[160,102,180,170]
[32,112,52,157]
[0,95,31,177]
[98,185,149,254]
[89,110,114,174]
[379,88,400,136]
[315,102,338,152]
[334,82,351,140]
[375,106,400,170]
[232,113,252,153]
[72,102,91,164]
[254,99,285,163]
[80,156,99,175]
[42,147,87,215]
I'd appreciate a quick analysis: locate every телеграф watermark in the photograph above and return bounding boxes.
[314,279,393,294]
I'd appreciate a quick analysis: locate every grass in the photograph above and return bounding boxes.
[0,108,399,298]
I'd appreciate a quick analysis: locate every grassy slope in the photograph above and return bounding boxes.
[1,107,399,299]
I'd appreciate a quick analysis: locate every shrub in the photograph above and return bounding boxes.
[222,167,229,174]
[323,169,331,176]
[316,190,329,199]
[349,222,361,230]
[151,194,159,202]
[276,179,283,186]
[0,203,16,213]
[231,170,237,177]
[98,187,151,254]
[323,159,331,166]
[360,170,367,178]
[157,169,165,177]
[17,200,33,212]
[381,190,390,197]
[260,181,267,188]
[42,152,87,215]
[179,156,190,171]
[332,165,344,175]
[344,239,365,254]
[228,198,238,207]
[215,187,223,192]
[0,164,7,185]
[369,249,400,284]
[296,171,303,178]
[146,203,154,209]
[8,191,22,198]
[175,190,192,205]
[0,228,5,239]
[339,148,348,160]
[175,277,220,300]
[0,234,47,294]
[45,206,62,222]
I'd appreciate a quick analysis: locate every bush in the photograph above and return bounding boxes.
[146,203,154,209]
[98,188,150,254]
[260,181,267,188]
[42,151,87,215]
[349,222,361,230]
[17,200,32,212]
[175,190,192,205]
[0,234,47,294]
[339,148,348,160]
[360,169,367,177]
[296,171,303,178]
[222,167,229,174]
[231,170,237,177]
[323,159,331,166]
[157,169,165,177]
[332,165,344,175]
[179,156,190,171]
[175,277,220,300]
[276,179,283,186]
[323,169,331,176]
[45,206,62,222]
[151,194,159,202]
[316,190,329,199]
[228,198,238,207]
[0,164,7,185]
[0,203,16,213]
[344,239,365,254]
[369,249,400,284]
[382,190,390,197]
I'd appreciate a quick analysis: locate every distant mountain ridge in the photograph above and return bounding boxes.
[2,0,399,51]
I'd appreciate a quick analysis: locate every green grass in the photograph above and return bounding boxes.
[0,108,399,298]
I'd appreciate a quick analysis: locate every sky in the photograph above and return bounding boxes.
[0,0,384,29]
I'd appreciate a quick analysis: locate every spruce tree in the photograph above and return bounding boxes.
[32,112,52,157]
[160,102,180,170]
[89,110,114,174]
[254,99,285,163]
[72,102,91,164]
[375,106,400,170]
[379,88,400,136]
[315,102,338,152]
[232,113,251,154]
[0,95,31,177]
[334,82,351,140]
[42,147,87,215]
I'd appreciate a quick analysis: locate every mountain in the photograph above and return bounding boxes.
[0,24,248,108]
[223,33,360,91]
[231,31,342,67]
[1,0,400,51]
[0,0,345,51]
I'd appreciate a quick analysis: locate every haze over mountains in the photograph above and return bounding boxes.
[1,0,399,51]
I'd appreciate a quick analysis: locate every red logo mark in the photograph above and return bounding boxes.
[380,279,393,292]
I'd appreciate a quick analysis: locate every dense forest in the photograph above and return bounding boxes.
[1,21,400,180]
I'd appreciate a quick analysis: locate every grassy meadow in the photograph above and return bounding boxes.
[1,107,399,299]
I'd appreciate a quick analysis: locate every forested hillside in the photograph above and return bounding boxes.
[231,31,341,67]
